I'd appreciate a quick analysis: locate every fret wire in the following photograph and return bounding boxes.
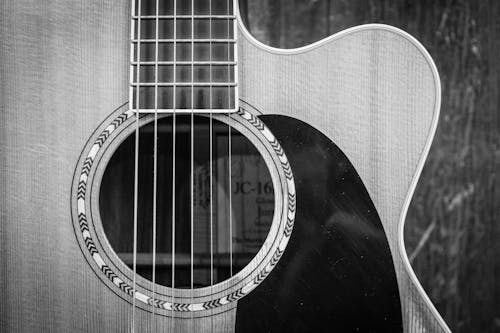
[131,61,236,65]
[132,39,236,43]
[133,15,236,19]
[131,82,236,86]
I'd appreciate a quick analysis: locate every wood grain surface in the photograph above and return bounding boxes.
[237,17,450,333]
[0,0,449,332]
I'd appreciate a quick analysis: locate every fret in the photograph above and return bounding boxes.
[132,43,235,63]
[132,64,235,83]
[133,18,234,39]
[132,86,235,109]
[135,0,233,16]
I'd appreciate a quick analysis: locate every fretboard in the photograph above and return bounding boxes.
[129,0,237,113]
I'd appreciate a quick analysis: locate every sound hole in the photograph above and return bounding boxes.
[99,115,274,288]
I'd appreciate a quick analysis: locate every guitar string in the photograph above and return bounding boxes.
[190,0,195,330]
[227,0,233,279]
[209,0,214,332]
[132,0,142,331]
[151,0,160,330]
[171,0,177,329]
[133,3,234,330]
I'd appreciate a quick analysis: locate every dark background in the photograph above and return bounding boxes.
[239,1,500,332]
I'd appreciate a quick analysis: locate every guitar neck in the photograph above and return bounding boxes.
[129,0,238,113]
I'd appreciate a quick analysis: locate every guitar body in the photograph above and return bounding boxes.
[0,1,450,332]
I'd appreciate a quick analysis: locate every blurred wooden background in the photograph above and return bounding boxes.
[239,0,500,332]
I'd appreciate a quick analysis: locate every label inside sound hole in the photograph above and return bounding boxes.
[218,137,274,255]
[193,137,274,256]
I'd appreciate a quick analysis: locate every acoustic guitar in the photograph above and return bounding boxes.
[0,0,451,332]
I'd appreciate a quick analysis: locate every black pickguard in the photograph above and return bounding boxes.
[235,115,403,332]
